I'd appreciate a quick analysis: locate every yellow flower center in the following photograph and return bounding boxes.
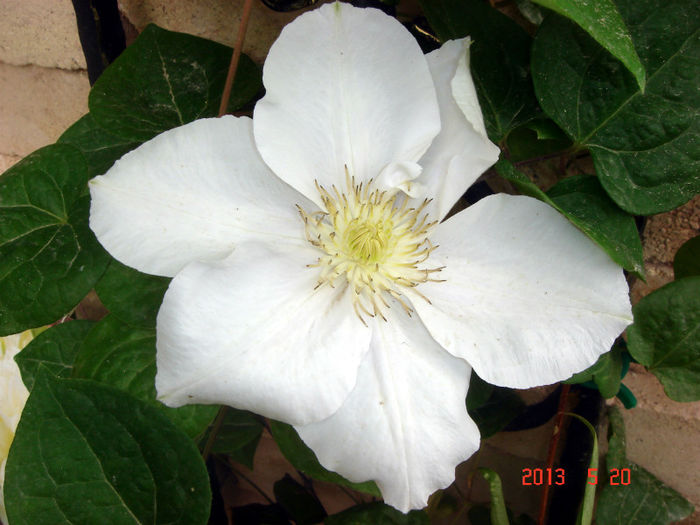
[297,170,444,325]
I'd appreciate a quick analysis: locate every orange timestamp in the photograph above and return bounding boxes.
[521,467,631,486]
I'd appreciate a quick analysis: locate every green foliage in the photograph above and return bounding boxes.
[325,502,429,525]
[58,113,142,177]
[566,414,597,525]
[673,236,700,280]
[468,383,525,438]
[532,0,700,214]
[477,468,510,525]
[565,343,624,399]
[95,259,170,328]
[419,0,539,142]
[14,320,95,390]
[596,408,694,524]
[89,24,262,142]
[627,276,700,401]
[273,474,327,525]
[0,145,110,335]
[268,420,381,497]
[4,370,211,525]
[73,315,218,438]
[201,407,263,469]
[531,0,645,89]
[496,159,644,276]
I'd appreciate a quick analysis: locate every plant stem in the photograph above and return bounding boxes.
[218,0,254,117]
[537,383,570,525]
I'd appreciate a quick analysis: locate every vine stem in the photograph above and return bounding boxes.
[218,0,254,117]
[537,383,571,525]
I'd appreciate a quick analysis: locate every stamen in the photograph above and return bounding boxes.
[298,174,444,323]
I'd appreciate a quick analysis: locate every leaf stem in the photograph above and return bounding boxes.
[218,0,254,117]
[537,383,570,525]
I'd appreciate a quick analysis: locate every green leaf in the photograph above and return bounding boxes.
[90,24,262,142]
[5,370,211,525]
[477,468,510,525]
[597,464,695,524]
[95,259,170,328]
[419,0,539,142]
[0,145,110,335]
[532,0,700,214]
[673,235,700,280]
[268,420,380,497]
[565,414,598,525]
[468,385,525,438]
[564,344,623,398]
[599,409,694,524]
[73,315,218,438]
[606,406,626,470]
[58,113,142,177]
[466,370,494,412]
[627,276,700,401]
[496,159,643,276]
[548,175,644,277]
[273,474,327,525]
[505,122,572,163]
[14,320,95,390]
[531,0,645,89]
[203,407,263,469]
[326,503,429,525]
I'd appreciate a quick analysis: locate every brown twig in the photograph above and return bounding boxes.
[218,0,254,117]
[537,383,571,525]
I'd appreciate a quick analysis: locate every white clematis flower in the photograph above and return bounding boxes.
[88,2,632,511]
[1,331,32,525]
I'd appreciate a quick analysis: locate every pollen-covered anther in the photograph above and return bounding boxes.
[298,172,443,324]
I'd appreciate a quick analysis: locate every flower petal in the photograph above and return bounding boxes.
[155,241,370,426]
[295,304,478,512]
[408,194,632,388]
[417,39,500,220]
[253,2,440,206]
[89,116,311,277]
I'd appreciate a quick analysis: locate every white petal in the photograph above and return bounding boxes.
[408,194,632,388]
[155,241,371,425]
[417,39,500,220]
[253,2,440,206]
[89,116,312,277]
[296,305,479,512]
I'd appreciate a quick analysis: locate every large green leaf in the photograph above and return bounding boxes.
[326,503,429,525]
[596,407,694,524]
[531,0,645,89]
[496,159,643,276]
[58,113,142,178]
[4,370,211,525]
[626,276,700,401]
[95,259,170,328]
[532,0,700,214]
[0,145,110,335]
[73,315,218,438]
[419,0,539,142]
[268,420,380,497]
[673,235,700,280]
[89,24,262,142]
[14,320,95,390]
